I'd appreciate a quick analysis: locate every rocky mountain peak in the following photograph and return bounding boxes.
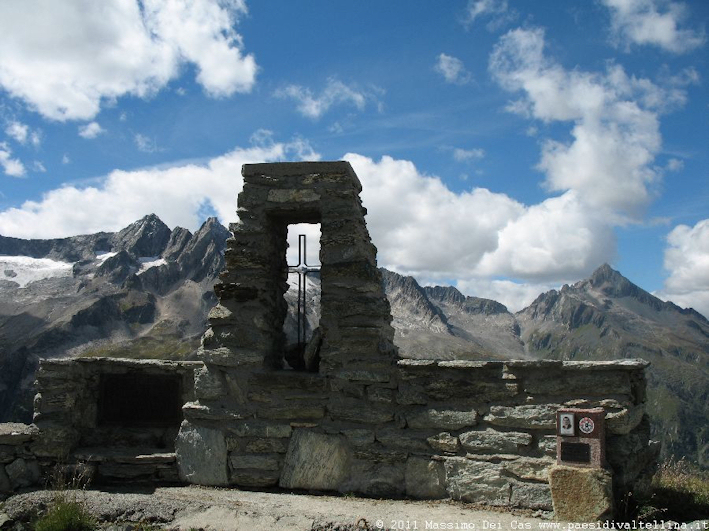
[113,214,171,258]
[587,263,635,296]
[191,217,231,247]
[583,263,679,314]
[424,285,465,305]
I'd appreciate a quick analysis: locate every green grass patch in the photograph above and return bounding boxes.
[78,335,198,360]
[34,495,96,531]
[633,458,709,522]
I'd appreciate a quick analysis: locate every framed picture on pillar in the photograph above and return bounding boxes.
[559,412,575,436]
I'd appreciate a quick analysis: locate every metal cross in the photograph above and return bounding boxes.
[286,234,321,350]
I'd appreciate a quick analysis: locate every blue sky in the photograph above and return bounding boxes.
[0,0,707,316]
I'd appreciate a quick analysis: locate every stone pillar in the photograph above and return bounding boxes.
[180,161,399,488]
[199,161,396,376]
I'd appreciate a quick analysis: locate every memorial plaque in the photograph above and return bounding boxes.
[560,441,591,463]
[556,407,606,468]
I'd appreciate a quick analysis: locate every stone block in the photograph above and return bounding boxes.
[422,379,516,402]
[606,404,644,435]
[230,454,280,471]
[340,460,405,498]
[606,416,659,492]
[376,428,430,452]
[335,369,391,383]
[485,404,561,430]
[330,378,366,399]
[175,422,228,486]
[427,432,460,453]
[98,463,156,479]
[459,428,533,453]
[230,422,292,438]
[194,367,225,401]
[5,458,40,489]
[367,387,395,403]
[199,346,263,367]
[224,374,249,404]
[353,445,407,464]
[257,405,325,421]
[0,465,10,493]
[511,481,553,510]
[231,469,281,487]
[328,398,394,424]
[502,456,554,482]
[279,430,351,491]
[182,402,245,421]
[396,384,428,405]
[443,457,510,505]
[407,408,477,430]
[244,438,289,454]
[525,371,632,397]
[0,424,37,445]
[30,423,78,457]
[538,435,558,456]
[405,457,446,499]
[0,445,15,463]
[549,465,613,521]
[248,370,327,391]
[341,429,375,447]
[267,188,320,203]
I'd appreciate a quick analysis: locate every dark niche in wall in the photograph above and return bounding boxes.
[98,372,183,426]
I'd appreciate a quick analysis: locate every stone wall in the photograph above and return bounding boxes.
[0,423,40,498]
[30,358,200,485]
[174,161,657,512]
[0,357,656,511]
[176,357,655,511]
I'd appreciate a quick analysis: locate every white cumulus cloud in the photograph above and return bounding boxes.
[134,133,159,153]
[348,153,615,287]
[0,0,257,121]
[0,136,319,238]
[0,142,26,177]
[0,144,616,308]
[489,27,682,221]
[275,78,373,120]
[658,219,709,318]
[602,0,705,53]
[5,121,28,143]
[435,53,472,85]
[453,147,485,162]
[78,122,105,139]
[463,0,515,30]
[457,277,558,313]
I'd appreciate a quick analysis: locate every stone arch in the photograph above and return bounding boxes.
[200,161,397,377]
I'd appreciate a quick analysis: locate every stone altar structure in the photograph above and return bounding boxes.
[0,162,659,517]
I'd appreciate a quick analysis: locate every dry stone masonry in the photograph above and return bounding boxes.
[0,162,658,518]
[172,162,657,510]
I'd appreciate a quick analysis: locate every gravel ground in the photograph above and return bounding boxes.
[0,486,552,530]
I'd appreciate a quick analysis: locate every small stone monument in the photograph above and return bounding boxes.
[549,407,613,522]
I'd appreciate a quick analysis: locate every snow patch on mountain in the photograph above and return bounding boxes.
[0,255,74,288]
[139,256,167,273]
[95,251,117,264]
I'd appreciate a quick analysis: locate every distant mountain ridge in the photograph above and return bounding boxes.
[0,214,230,421]
[1,215,707,468]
